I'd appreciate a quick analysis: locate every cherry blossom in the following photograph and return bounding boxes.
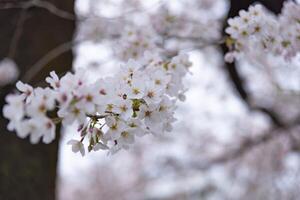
[3,52,191,155]
[225,2,300,62]
[2,0,299,158]
[67,140,85,157]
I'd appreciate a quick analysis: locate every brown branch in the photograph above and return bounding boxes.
[0,0,164,22]
[31,0,75,20]
[8,7,28,59]
[0,0,75,20]
[21,40,80,83]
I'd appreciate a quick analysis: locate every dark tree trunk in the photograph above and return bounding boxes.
[0,1,75,200]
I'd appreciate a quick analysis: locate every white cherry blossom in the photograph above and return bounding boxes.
[225,2,300,62]
[67,140,85,157]
[3,45,191,155]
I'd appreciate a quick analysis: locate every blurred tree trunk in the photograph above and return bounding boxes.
[0,1,75,200]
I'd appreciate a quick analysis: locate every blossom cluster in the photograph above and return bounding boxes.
[3,52,191,156]
[115,27,161,61]
[225,2,300,62]
[77,0,223,63]
[114,4,222,62]
[150,5,221,41]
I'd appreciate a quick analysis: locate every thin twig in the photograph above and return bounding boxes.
[0,1,28,9]
[22,39,81,83]
[8,7,28,59]
[0,0,164,22]
[195,115,300,171]
[0,0,75,20]
[31,0,75,20]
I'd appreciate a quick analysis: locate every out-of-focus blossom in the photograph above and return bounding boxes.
[0,58,19,87]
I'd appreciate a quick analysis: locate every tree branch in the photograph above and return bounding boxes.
[21,39,81,83]
[195,115,300,171]
[0,0,75,20]
[8,7,28,59]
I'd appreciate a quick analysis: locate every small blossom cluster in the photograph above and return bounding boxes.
[77,1,223,63]
[115,27,161,61]
[3,52,191,156]
[225,2,300,62]
[0,58,19,87]
[77,18,124,43]
[150,5,221,40]
[115,5,222,62]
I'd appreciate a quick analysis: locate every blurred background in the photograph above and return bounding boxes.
[0,0,300,200]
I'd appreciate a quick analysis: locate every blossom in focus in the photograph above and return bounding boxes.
[2,52,191,156]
